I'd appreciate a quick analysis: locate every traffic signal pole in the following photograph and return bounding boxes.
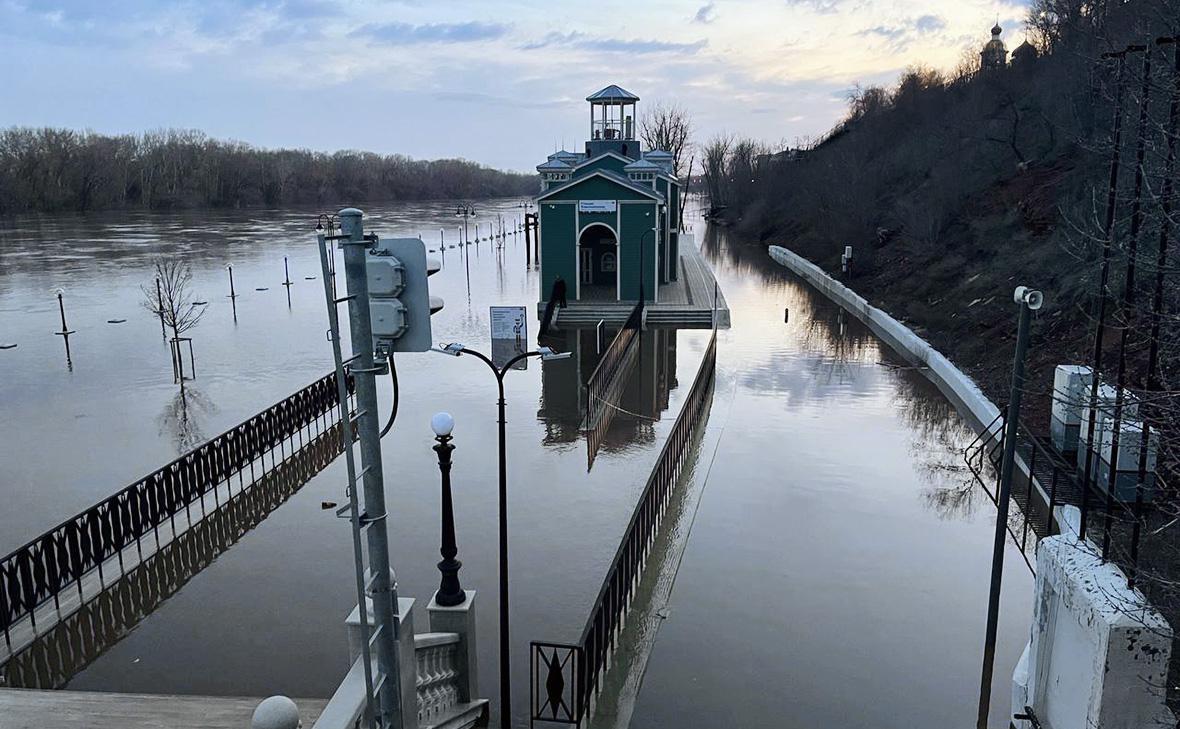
[339,208,405,729]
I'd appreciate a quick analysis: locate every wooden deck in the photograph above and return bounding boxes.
[0,688,327,729]
[537,236,730,328]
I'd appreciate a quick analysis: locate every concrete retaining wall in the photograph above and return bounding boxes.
[768,245,1000,432]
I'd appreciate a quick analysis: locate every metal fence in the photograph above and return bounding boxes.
[0,371,355,649]
[0,419,347,688]
[583,302,644,468]
[964,411,1151,580]
[532,325,717,726]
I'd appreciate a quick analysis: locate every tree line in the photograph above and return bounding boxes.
[0,127,538,214]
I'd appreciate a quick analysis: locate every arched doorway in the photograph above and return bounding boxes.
[578,224,617,300]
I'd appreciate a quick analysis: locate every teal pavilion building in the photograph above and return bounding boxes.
[536,85,682,305]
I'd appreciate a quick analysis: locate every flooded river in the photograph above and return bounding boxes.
[0,200,1030,727]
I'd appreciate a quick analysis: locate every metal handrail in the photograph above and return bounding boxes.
[0,370,355,640]
[577,326,717,710]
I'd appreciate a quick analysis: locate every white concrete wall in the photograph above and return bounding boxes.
[767,245,999,432]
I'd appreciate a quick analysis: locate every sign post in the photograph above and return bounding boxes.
[490,306,528,370]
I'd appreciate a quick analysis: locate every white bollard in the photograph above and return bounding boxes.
[252,696,301,729]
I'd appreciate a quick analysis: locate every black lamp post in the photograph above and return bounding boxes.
[455,202,477,245]
[433,343,571,729]
[431,412,465,606]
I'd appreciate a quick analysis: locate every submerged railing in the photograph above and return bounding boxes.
[0,371,355,655]
[583,301,644,468]
[532,325,717,726]
[1,420,347,688]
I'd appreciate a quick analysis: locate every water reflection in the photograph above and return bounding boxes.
[0,424,343,690]
[630,209,1033,729]
[538,326,680,459]
[892,372,983,521]
[156,386,218,454]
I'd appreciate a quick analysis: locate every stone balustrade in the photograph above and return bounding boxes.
[271,589,484,729]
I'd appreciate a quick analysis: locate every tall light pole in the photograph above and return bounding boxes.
[455,203,476,246]
[456,203,475,298]
[976,285,1042,729]
[434,343,571,729]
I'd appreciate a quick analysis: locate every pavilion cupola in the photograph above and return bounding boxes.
[585,85,643,160]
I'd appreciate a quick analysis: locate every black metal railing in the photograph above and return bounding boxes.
[533,325,717,726]
[964,410,1150,578]
[583,301,644,466]
[0,371,355,647]
[0,419,347,688]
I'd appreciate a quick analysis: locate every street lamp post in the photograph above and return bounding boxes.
[456,203,476,297]
[455,203,477,246]
[976,285,1042,729]
[433,343,571,729]
[431,412,465,606]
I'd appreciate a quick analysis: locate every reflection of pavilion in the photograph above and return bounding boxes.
[537,325,679,452]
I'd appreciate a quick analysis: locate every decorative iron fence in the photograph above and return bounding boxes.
[532,325,717,726]
[583,301,644,467]
[0,420,347,688]
[0,371,355,648]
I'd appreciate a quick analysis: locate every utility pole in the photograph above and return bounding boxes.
[339,208,405,729]
[977,285,1042,729]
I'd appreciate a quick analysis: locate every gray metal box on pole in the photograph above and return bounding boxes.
[339,208,405,729]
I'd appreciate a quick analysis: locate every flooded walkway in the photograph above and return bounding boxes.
[623,228,1033,729]
[1,201,1032,728]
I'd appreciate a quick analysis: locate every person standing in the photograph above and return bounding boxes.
[554,276,568,308]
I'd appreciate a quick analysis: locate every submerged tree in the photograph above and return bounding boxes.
[141,258,205,386]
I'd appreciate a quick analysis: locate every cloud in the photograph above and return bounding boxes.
[352,21,510,45]
[913,15,947,33]
[693,3,717,24]
[856,14,947,50]
[859,25,907,41]
[522,31,706,54]
[784,0,846,14]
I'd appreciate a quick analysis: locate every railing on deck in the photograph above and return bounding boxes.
[583,301,644,468]
[0,371,355,650]
[533,325,718,726]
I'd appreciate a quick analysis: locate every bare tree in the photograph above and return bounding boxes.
[142,258,205,385]
[701,134,732,208]
[639,101,693,177]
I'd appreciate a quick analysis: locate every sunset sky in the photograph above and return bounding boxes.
[1,0,1031,171]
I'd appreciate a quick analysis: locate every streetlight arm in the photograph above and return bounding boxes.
[500,350,543,376]
[455,346,501,379]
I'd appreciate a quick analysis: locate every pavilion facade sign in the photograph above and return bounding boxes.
[577,200,617,213]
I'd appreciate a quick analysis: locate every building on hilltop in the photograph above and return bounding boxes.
[535,85,682,303]
[980,22,1008,71]
[1011,39,1039,69]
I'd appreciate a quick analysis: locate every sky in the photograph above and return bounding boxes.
[0,0,1031,172]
